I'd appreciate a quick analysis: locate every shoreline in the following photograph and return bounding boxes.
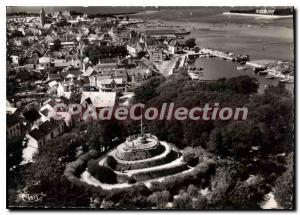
[152,18,293,62]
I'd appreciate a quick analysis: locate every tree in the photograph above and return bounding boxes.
[187,184,199,198]
[7,136,24,171]
[207,122,262,158]
[247,85,294,155]
[101,200,115,209]
[182,148,199,166]
[82,45,128,65]
[7,136,25,190]
[226,75,259,94]
[173,192,193,209]
[86,123,105,151]
[51,39,62,51]
[185,38,196,49]
[194,194,208,209]
[20,134,91,208]
[194,46,200,53]
[137,51,147,59]
[147,190,170,208]
[105,155,117,170]
[87,160,117,184]
[134,75,166,103]
[274,153,294,209]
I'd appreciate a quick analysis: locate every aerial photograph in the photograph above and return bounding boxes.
[6,6,294,209]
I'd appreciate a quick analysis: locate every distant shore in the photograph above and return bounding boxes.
[223,12,293,19]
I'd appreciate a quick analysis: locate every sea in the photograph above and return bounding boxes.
[130,7,294,94]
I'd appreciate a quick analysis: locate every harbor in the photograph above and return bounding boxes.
[176,48,294,94]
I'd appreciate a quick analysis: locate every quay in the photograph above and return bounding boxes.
[185,48,248,62]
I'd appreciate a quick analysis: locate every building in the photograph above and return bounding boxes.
[81,91,116,110]
[7,114,21,139]
[127,68,150,83]
[57,81,75,99]
[6,100,18,115]
[255,7,292,15]
[39,57,51,70]
[144,29,176,40]
[46,73,62,83]
[168,39,182,55]
[28,118,65,146]
[84,66,97,77]
[97,78,125,92]
[53,59,73,68]
[126,43,146,56]
[256,7,275,15]
[148,48,165,62]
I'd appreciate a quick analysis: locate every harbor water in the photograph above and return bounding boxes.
[194,57,292,94]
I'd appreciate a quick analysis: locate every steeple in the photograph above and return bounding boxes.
[40,8,46,27]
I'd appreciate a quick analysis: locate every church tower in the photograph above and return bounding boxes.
[40,8,46,26]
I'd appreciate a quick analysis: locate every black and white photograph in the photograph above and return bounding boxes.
[6,4,295,210]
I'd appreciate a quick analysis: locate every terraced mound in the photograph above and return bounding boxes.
[115,135,162,161]
[88,134,190,185]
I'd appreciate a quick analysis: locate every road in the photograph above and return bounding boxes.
[156,56,179,77]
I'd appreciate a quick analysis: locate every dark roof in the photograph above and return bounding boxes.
[47,99,56,108]
[7,114,20,128]
[83,97,92,105]
[156,43,169,50]
[40,108,49,117]
[50,118,64,126]
[39,120,59,134]
[61,69,81,78]
[29,128,45,141]
[29,118,65,140]
[48,73,62,81]
[23,108,41,123]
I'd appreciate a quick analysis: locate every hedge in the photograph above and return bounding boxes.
[87,160,117,184]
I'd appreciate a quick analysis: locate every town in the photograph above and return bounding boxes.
[7,7,294,210]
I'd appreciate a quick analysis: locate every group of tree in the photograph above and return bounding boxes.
[11,71,293,209]
[184,38,196,49]
[8,131,91,208]
[82,45,128,64]
[132,72,294,209]
[86,120,127,152]
[50,39,62,52]
[7,136,24,190]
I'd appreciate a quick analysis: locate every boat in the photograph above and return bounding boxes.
[237,66,247,71]
[258,70,268,75]
[189,66,196,70]
[265,75,276,79]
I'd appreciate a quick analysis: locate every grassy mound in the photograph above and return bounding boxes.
[115,143,165,161]
[114,150,180,171]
